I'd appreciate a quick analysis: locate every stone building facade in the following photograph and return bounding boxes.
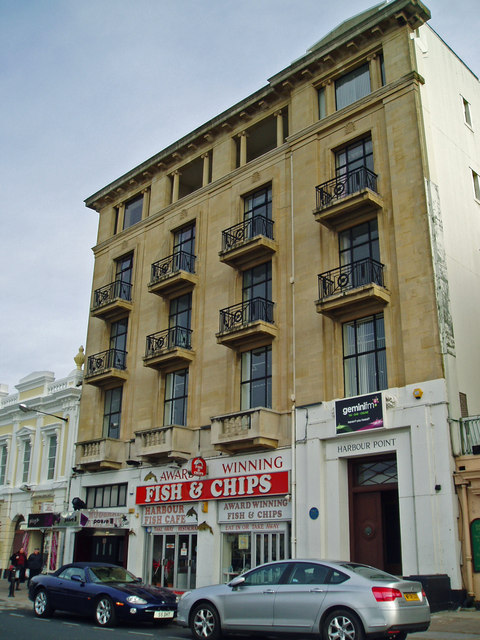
[72,0,480,603]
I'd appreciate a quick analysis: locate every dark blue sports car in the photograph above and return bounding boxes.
[28,562,177,627]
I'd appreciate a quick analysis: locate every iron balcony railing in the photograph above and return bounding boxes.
[219,297,274,332]
[318,258,385,300]
[150,250,196,284]
[92,280,132,310]
[315,167,378,211]
[145,326,193,358]
[460,416,480,454]
[86,348,127,376]
[222,215,274,252]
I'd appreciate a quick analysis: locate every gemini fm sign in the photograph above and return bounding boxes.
[136,471,289,505]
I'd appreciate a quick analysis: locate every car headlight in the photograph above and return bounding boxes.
[126,595,148,605]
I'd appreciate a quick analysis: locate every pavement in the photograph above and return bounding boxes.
[1,582,479,639]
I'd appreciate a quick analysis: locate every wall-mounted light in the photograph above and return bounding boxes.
[72,497,87,510]
[19,484,31,492]
[19,403,68,422]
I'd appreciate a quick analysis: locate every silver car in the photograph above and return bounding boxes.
[177,559,430,640]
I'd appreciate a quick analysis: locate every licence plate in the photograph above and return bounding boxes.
[404,593,420,601]
[154,610,174,619]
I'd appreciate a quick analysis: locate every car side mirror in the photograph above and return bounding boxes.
[229,575,245,588]
[71,575,84,583]
[135,577,142,582]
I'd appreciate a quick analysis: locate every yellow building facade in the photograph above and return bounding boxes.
[0,366,82,576]
[73,0,480,604]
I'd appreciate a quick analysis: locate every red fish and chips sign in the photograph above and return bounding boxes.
[136,471,289,505]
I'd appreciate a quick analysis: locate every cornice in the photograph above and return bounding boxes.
[84,0,430,212]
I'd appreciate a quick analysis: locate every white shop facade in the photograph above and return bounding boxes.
[294,381,462,596]
[136,449,291,590]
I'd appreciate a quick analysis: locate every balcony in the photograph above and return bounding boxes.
[460,417,480,455]
[216,297,277,350]
[134,425,193,462]
[211,408,283,453]
[91,280,132,320]
[148,251,198,299]
[316,258,390,320]
[313,167,383,230]
[143,326,194,372]
[75,438,126,471]
[84,348,128,388]
[219,216,278,270]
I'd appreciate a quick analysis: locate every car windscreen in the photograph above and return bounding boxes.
[89,566,138,583]
[339,563,400,581]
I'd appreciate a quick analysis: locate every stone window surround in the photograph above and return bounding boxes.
[40,423,62,482]
[0,435,12,485]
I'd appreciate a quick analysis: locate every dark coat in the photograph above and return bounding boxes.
[27,552,43,572]
[10,551,27,567]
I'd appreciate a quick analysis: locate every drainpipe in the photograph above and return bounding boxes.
[457,479,475,600]
[290,151,297,558]
[291,396,296,558]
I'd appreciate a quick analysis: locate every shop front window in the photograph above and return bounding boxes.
[221,530,288,581]
[151,532,197,590]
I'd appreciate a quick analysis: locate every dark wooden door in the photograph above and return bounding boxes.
[349,456,402,574]
[352,491,384,569]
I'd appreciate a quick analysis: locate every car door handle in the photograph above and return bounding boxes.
[309,588,325,592]
[263,589,276,594]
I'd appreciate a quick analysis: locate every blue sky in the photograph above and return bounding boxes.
[0,0,479,392]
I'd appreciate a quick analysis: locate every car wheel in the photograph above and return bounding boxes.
[392,634,407,640]
[95,596,117,627]
[34,589,54,618]
[323,608,364,640]
[190,602,221,640]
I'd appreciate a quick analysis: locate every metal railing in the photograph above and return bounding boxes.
[145,326,193,358]
[460,417,480,454]
[219,297,274,332]
[86,348,127,376]
[222,215,274,252]
[150,251,196,284]
[318,258,385,300]
[92,280,132,309]
[315,167,378,211]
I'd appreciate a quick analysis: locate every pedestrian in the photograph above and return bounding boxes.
[27,547,43,586]
[7,564,16,597]
[10,547,27,591]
